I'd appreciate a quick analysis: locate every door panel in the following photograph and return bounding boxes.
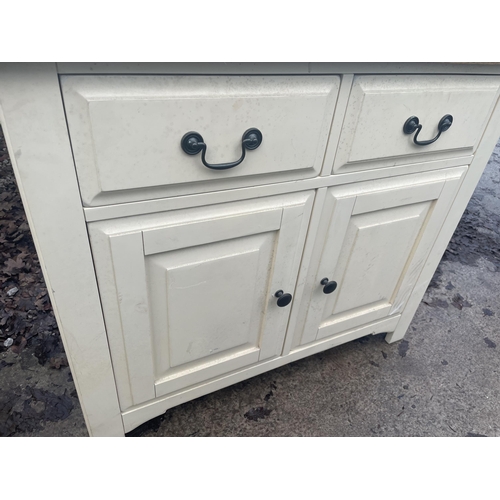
[147,234,273,383]
[88,192,314,409]
[142,207,283,255]
[288,168,467,352]
[330,203,430,316]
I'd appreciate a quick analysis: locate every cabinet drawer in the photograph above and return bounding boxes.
[61,75,340,206]
[332,75,500,174]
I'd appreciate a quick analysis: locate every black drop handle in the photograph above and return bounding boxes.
[181,128,262,170]
[403,114,453,146]
[320,278,337,294]
[275,290,292,307]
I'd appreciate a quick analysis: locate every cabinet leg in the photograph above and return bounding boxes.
[385,328,407,344]
[384,284,427,344]
[385,269,436,344]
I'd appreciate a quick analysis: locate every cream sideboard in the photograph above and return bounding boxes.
[1,63,500,437]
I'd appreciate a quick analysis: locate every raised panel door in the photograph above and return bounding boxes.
[88,192,314,410]
[287,168,467,352]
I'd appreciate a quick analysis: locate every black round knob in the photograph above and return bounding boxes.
[320,278,337,294]
[274,290,292,307]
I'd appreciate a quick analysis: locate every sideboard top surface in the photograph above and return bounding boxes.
[54,62,500,75]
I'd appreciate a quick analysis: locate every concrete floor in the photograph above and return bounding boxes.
[2,141,499,437]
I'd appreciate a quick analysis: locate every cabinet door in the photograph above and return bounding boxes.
[287,168,467,352]
[88,192,314,410]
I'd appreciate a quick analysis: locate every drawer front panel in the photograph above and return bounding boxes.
[62,75,340,206]
[88,192,314,410]
[333,75,500,174]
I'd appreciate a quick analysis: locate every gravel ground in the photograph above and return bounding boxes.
[1,126,499,437]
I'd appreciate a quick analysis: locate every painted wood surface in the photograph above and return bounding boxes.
[333,75,500,174]
[61,75,340,206]
[121,315,401,433]
[56,62,500,75]
[88,192,314,409]
[288,167,467,352]
[0,63,124,436]
[386,84,500,343]
[84,155,473,222]
[3,63,500,436]
[320,74,354,176]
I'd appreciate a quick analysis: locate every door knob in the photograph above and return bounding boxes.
[274,290,292,307]
[320,278,337,294]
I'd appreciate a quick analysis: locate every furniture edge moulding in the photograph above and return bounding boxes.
[83,155,474,223]
[55,62,500,76]
[0,63,125,437]
[320,74,354,177]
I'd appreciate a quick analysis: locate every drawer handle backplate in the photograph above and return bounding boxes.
[181,128,263,170]
[403,114,453,146]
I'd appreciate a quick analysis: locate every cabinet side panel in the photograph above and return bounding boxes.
[0,63,124,436]
[386,92,500,343]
